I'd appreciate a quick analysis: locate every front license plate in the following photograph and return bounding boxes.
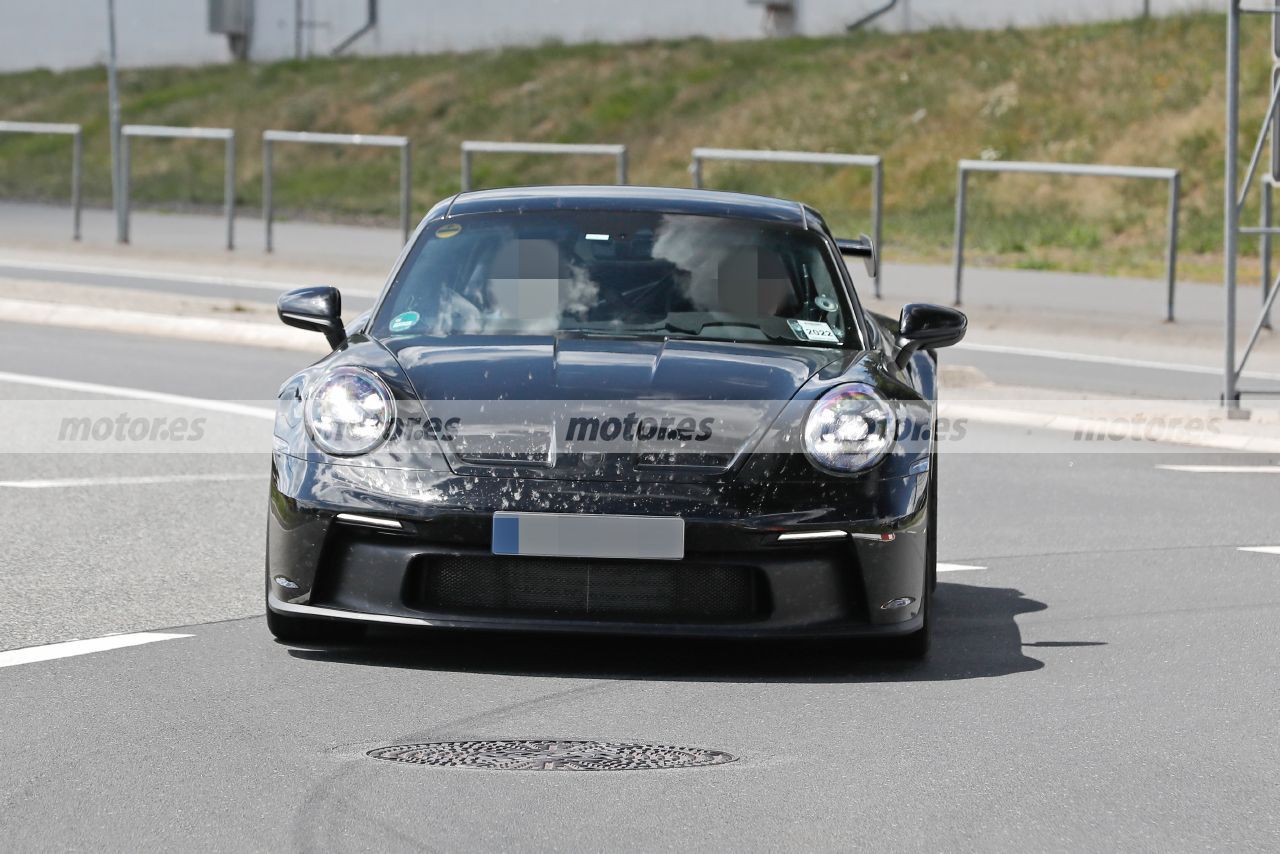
[491,512,685,560]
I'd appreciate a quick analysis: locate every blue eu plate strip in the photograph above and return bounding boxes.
[491,515,520,555]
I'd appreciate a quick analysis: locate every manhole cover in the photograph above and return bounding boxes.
[367,740,737,771]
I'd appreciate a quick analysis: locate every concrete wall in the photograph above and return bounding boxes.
[254,0,1218,61]
[0,1,230,72]
[886,0,1214,33]
[0,0,1217,73]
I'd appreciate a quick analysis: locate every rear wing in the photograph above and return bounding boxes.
[835,235,877,279]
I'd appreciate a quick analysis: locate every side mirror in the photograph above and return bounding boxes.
[836,234,877,279]
[278,287,345,350]
[895,303,967,370]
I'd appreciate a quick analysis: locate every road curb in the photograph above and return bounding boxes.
[939,401,1280,454]
[0,297,322,354]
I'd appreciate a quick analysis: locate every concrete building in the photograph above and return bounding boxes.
[1,0,1215,73]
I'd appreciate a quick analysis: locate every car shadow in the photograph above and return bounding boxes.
[286,582,1083,683]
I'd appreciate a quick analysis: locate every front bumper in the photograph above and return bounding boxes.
[267,455,930,639]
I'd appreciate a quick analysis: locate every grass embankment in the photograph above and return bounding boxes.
[0,13,1273,282]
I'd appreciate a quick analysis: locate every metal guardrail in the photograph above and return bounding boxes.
[460,141,628,191]
[121,124,236,249]
[262,130,411,252]
[690,147,884,298]
[954,159,1181,322]
[0,121,83,240]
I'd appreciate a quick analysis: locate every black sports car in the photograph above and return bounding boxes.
[267,186,966,656]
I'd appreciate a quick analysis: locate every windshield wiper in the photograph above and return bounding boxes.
[555,327,670,340]
[558,317,832,346]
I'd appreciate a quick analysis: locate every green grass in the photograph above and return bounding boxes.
[0,13,1273,282]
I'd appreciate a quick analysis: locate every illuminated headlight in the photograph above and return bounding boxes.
[803,383,896,474]
[304,367,395,456]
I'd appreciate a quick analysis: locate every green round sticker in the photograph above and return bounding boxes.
[389,311,420,333]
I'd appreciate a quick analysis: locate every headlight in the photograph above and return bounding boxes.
[803,383,896,474]
[304,367,395,456]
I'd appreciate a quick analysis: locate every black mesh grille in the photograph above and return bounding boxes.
[414,555,765,623]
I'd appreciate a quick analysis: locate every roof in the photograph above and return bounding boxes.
[440,185,810,226]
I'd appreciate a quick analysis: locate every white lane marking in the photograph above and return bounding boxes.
[1156,465,1280,474]
[938,562,987,572]
[0,370,274,420]
[0,257,379,297]
[955,341,1280,383]
[0,632,191,669]
[0,473,263,489]
[1239,546,1280,556]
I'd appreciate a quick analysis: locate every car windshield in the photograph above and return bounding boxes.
[373,210,854,347]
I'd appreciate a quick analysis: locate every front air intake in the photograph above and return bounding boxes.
[412,555,766,623]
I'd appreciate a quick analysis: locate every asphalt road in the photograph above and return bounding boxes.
[952,342,1280,399]
[0,259,381,314]
[1,324,1278,851]
[0,320,311,399]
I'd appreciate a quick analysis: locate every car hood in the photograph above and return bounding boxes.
[384,334,852,481]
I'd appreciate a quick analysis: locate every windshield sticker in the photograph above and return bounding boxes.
[788,319,840,343]
[435,223,462,238]
[389,310,420,333]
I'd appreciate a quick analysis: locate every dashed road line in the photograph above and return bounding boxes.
[1239,546,1280,556]
[0,474,263,489]
[0,632,192,669]
[1156,465,1280,474]
[0,370,274,420]
[938,562,988,572]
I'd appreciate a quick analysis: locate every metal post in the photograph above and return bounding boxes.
[460,140,628,192]
[265,130,409,249]
[5,122,90,241]
[400,141,411,244]
[120,133,131,244]
[1267,225,1277,332]
[120,125,237,247]
[1259,175,1269,322]
[263,137,274,253]
[872,159,884,300]
[71,129,82,241]
[953,167,968,307]
[1261,175,1271,329]
[295,0,304,60]
[1224,1,1241,412]
[688,147,884,292]
[1268,23,1280,332]
[956,159,1179,318]
[1166,172,1179,323]
[106,0,125,244]
[224,133,236,251]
